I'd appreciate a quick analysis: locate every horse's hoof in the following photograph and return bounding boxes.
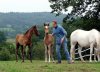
[52,60,55,63]
[89,61,92,62]
[71,60,74,63]
[45,61,47,63]
[69,61,74,64]
[94,60,97,62]
[98,60,100,62]
[68,61,74,64]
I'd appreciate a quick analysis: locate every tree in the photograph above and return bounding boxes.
[49,0,100,32]
[49,0,100,19]
[0,31,6,43]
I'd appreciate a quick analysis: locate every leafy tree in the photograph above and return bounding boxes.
[49,0,100,19]
[49,0,100,33]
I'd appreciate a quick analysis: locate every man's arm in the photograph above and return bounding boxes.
[60,26,67,36]
[52,28,55,36]
[60,26,67,44]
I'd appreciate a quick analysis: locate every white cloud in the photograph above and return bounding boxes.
[0,0,52,12]
[62,6,73,14]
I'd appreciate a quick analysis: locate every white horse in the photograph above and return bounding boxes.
[70,29,100,62]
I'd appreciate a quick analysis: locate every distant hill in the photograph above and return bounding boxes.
[0,12,65,38]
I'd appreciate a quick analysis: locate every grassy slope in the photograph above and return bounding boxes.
[0,60,100,72]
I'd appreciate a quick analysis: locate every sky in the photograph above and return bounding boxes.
[0,0,73,13]
[0,0,52,12]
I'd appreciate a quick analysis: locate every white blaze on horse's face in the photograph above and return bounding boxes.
[44,26,49,34]
[45,26,48,29]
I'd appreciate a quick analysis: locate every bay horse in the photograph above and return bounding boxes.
[44,23,55,62]
[16,25,39,62]
[70,29,100,62]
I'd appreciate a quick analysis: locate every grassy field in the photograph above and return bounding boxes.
[0,60,100,72]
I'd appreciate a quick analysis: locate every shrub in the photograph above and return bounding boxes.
[0,48,10,61]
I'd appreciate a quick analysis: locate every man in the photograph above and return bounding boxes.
[52,20,71,64]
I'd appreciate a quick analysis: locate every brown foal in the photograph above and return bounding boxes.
[44,23,54,62]
[16,25,39,62]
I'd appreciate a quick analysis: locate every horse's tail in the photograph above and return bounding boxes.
[92,29,100,48]
[16,34,20,43]
[70,30,78,49]
[96,33,100,48]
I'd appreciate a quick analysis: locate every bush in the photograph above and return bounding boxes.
[0,48,10,61]
[0,42,16,61]
[32,41,45,60]
[0,31,6,43]
[10,54,16,60]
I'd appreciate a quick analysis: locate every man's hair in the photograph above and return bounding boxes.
[53,20,57,24]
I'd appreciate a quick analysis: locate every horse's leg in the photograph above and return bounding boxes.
[48,45,51,62]
[98,52,100,62]
[96,48,100,62]
[44,44,48,62]
[21,45,25,62]
[89,44,93,62]
[28,43,32,63]
[78,46,85,62]
[51,44,55,62]
[94,48,97,62]
[97,53,100,62]
[16,43,19,62]
[70,44,75,63]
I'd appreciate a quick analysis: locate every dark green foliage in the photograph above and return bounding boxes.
[49,0,100,19]
[32,41,45,60]
[63,17,100,36]
[0,48,10,61]
[0,43,15,61]
[0,31,6,43]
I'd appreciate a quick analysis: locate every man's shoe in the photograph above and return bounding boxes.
[56,61,61,64]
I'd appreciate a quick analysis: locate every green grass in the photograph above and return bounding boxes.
[0,60,100,72]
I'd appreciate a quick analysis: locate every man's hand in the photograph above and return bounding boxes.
[61,36,65,44]
[51,33,53,37]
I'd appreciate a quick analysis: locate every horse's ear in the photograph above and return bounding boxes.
[48,24,49,26]
[33,25,36,28]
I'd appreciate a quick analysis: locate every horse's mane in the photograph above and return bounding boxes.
[24,25,36,35]
[24,29,29,35]
[76,29,98,32]
[24,27,32,35]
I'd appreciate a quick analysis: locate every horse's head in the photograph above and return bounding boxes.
[31,25,39,36]
[44,22,49,35]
